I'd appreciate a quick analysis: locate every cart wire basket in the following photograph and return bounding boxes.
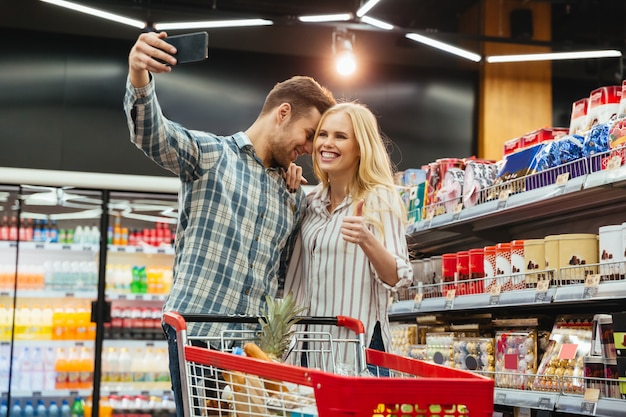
[164,312,494,417]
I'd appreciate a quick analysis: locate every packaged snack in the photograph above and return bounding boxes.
[494,329,537,389]
[533,316,593,394]
[426,332,455,367]
[453,337,495,374]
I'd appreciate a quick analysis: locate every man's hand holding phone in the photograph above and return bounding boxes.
[128,31,208,87]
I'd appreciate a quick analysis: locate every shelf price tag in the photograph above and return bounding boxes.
[580,388,599,415]
[583,274,600,299]
[537,397,553,409]
[451,202,463,221]
[413,293,423,311]
[497,189,509,209]
[489,284,501,305]
[495,392,506,404]
[535,279,550,302]
[444,289,455,310]
[555,172,570,186]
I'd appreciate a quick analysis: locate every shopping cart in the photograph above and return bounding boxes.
[164,312,494,417]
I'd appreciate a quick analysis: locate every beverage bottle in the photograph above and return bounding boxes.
[41,219,50,243]
[0,400,7,417]
[78,346,94,390]
[9,400,21,417]
[23,401,34,417]
[8,217,17,241]
[74,225,84,245]
[0,216,8,241]
[64,305,77,340]
[18,346,32,391]
[33,219,42,242]
[49,220,60,243]
[60,400,71,417]
[36,400,47,417]
[66,347,80,390]
[0,305,9,341]
[70,398,84,417]
[48,401,60,417]
[41,304,53,340]
[54,347,69,389]
[118,347,132,387]
[44,346,57,390]
[30,304,43,339]
[0,349,9,393]
[52,305,66,340]
[30,346,45,392]
[106,347,121,388]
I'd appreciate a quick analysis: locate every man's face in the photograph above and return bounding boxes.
[270,108,322,170]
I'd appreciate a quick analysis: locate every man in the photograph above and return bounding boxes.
[124,31,335,416]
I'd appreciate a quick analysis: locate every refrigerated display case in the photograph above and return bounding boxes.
[0,168,179,417]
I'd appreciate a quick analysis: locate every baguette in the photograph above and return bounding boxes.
[243,342,289,394]
[222,370,268,417]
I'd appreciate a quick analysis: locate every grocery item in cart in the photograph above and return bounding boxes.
[165,312,495,417]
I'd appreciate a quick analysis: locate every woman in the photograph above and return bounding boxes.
[284,102,413,373]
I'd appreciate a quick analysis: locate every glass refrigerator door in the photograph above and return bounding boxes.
[10,185,103,414]
[102,191,177,414]
[0,185,20,406]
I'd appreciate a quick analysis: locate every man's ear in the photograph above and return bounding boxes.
[277,103,291,124]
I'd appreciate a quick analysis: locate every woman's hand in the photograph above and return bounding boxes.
[283,163,308,193]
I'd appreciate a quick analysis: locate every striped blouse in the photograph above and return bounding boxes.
[284,183,413,369]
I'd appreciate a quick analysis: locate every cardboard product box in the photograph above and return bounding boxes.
[503,136,522,157]
[585,85,622,130]
[569,97,589,135]
[521,127,569,149]
[612,312,626,357]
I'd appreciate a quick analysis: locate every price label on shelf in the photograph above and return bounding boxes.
[413,293,423,311]
[451,203,463,221]
[555,172,570,186]
[535,279,550,302]
[580,387,600,415]
[495,392,506,404]
[489,284,501,305]
[537,397,553,409]
[497,189,509,209]
[583,274,600,299]
[444,289,455,310]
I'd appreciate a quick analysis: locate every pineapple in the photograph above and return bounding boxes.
[256,292,306,361]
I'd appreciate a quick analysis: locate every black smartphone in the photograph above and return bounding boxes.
[160,32,209,65]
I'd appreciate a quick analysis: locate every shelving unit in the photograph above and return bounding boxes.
[393,162,626,416]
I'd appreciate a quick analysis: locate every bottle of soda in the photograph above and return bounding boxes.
[70,397,84,417]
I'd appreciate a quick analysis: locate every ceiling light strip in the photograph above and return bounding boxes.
[406,33,481,62]
[155,19,273,30]
[39,0,145,28]
[298,14,352,23]
[360,15,393,30]
[487,50,622,63]
[357,0,382,17]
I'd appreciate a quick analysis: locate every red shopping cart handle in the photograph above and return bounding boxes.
[163,312,365,334]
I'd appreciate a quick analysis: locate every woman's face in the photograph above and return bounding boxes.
[315,111,360,177]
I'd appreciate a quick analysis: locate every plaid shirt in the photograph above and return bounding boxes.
[124,77,305,339]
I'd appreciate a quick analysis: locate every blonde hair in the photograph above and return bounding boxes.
[312,102,407,233]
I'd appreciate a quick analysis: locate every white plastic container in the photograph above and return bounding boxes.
[599,224,624,279]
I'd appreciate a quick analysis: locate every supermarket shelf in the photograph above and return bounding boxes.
[390,280,626,316]
[108,245,174,256]
[0,241,99,252]
[103,339,167,348]
[106,293,167,302]
[494,388,558,410]
[407,166,626,256]
[556,395,625,417]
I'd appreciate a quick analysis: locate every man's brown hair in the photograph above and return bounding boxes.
[261,75,335,120]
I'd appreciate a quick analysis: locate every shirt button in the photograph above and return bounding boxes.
[249,263,253,268]
[245,289,250,295]
[255,236,259,241]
